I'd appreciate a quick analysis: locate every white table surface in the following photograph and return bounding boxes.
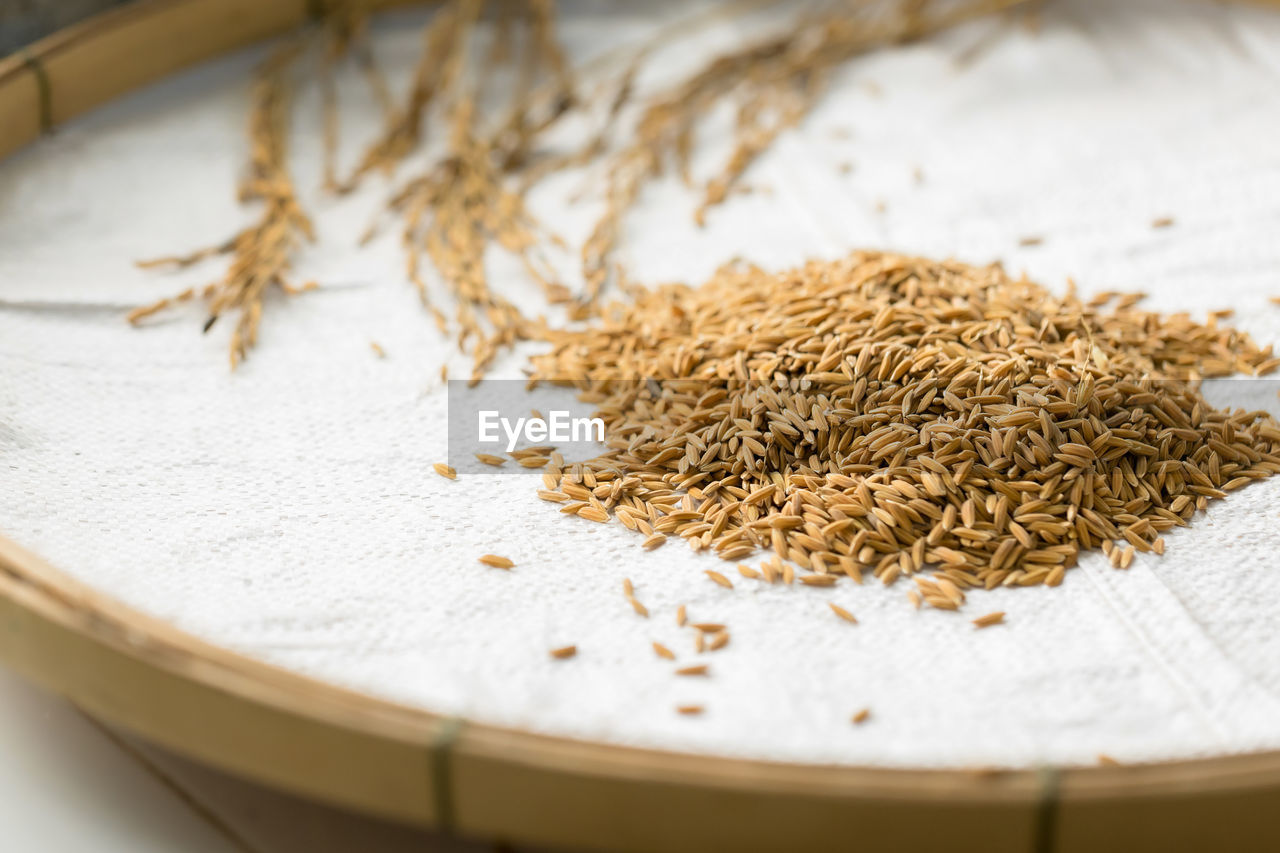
[0,668,490,853]
[0,668,239,853]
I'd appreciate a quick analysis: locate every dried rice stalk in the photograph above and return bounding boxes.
[579,0,1030,310]
[129,42,314,369]
[338,0,484,187]
[359,0,578,379]
[133,2,1034,373]
[320,0,393,192]
[376,96,565,377]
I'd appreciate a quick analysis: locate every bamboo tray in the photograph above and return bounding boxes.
[3,2,1280,850]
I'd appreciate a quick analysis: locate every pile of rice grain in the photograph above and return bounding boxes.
[530,252,1280,604]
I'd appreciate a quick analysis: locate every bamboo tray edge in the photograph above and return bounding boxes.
[7,530,1280,852]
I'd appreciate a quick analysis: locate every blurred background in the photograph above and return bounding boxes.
[1,0,128,55]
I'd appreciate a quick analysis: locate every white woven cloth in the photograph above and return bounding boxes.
[4,0,1280,768]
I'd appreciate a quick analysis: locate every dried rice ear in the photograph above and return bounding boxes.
[580,0,1030,309]
[131,40,315,369]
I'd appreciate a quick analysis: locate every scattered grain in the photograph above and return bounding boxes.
[705,570,734,589]
[972,611,1005,629]
[829,603,858,624]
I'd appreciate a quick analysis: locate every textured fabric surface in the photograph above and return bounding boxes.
[3,0,1280,768]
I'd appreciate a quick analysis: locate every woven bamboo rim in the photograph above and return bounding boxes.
[3,1,1280,850]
